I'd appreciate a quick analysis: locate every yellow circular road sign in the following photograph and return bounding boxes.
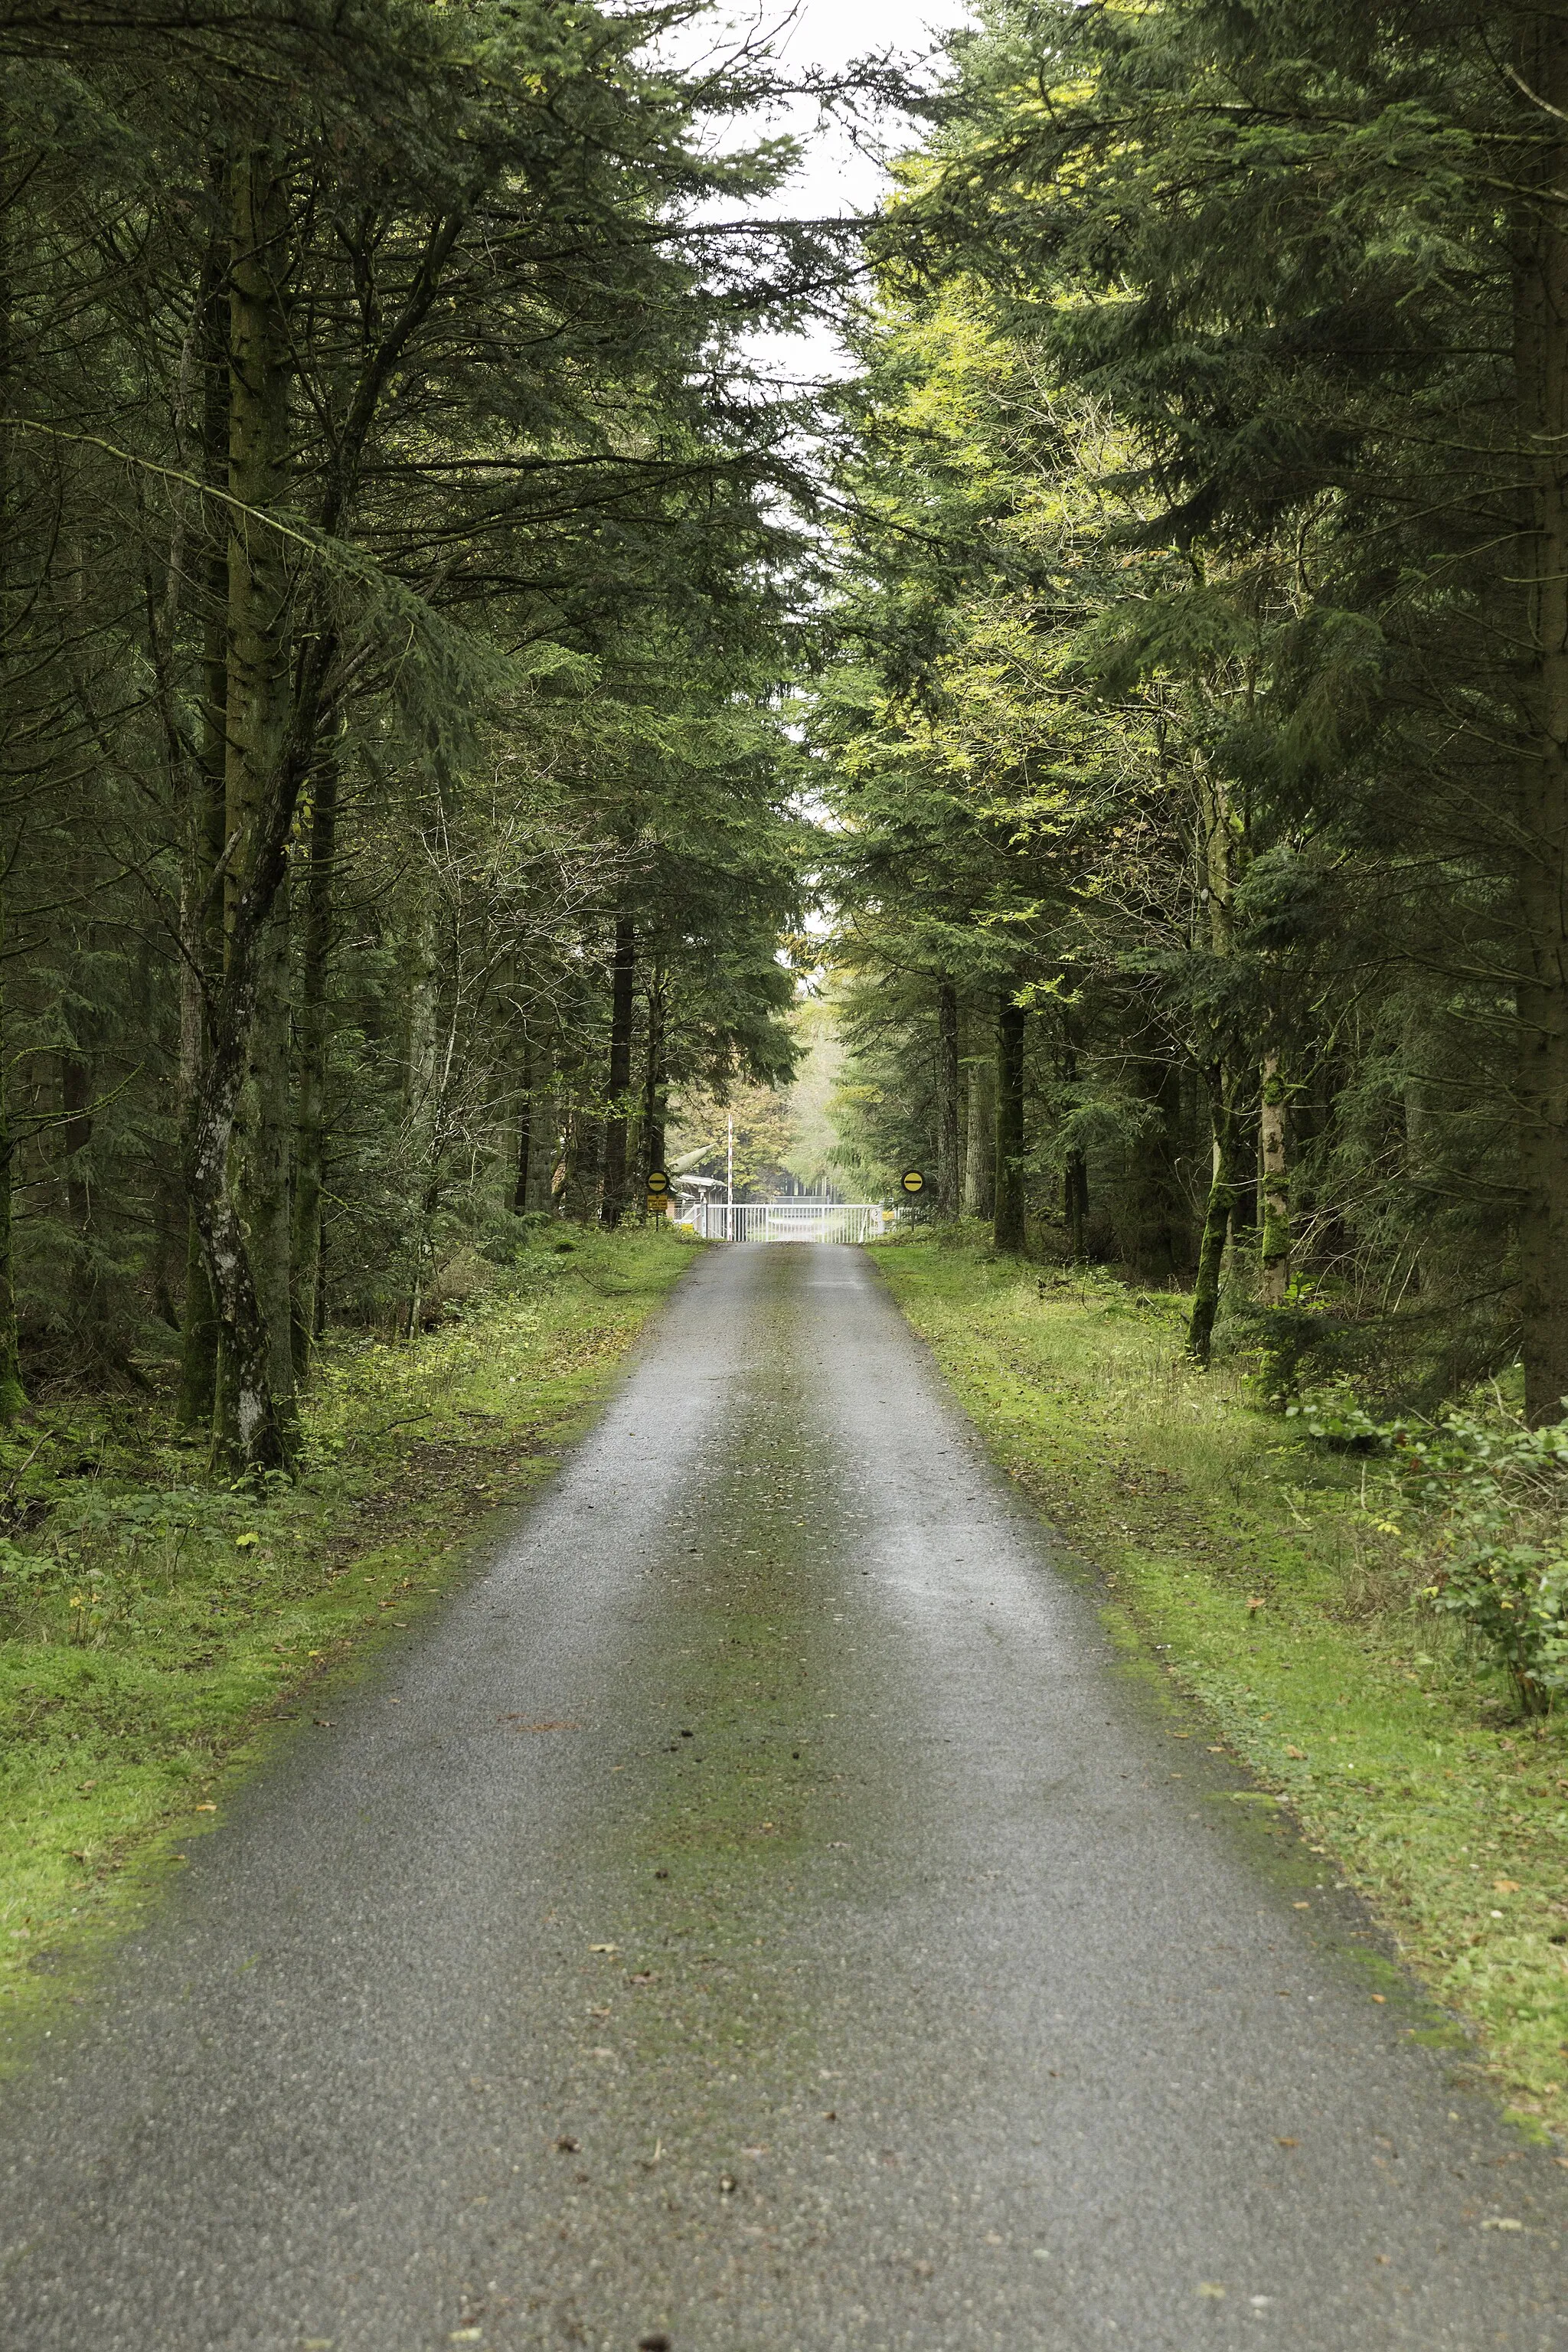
[900,1169,926,1195]
[646,1169,671,1196]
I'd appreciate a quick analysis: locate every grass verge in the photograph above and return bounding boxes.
[873,1233,1568,2145]
[0,1224,695,2052]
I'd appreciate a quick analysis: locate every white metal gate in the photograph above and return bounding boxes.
[679,1200,888,1243]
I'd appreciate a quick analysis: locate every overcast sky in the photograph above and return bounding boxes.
[677,1,979,380]
[760,0,974,218]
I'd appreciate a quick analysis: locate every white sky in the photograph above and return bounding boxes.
[758,0,973,217]
[674,1,979,381]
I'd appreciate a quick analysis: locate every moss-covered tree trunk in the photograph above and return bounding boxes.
[936,977,960,1220]
[640,969,668,1207]
[994,994,1027,1253]
[0,139,24,1426]
[1259,1054,1290,1306]
[1064,1147,1089,1263]
[290,739,338,1371]
[1187,1068,1240,1367]
[177,183,230,1428]
[525,1044,560,1214]
[188,142,303,1473]
[599,911,636,1228]
[511,1024,537,1216]
[1513,5,1568,1422]
[0,922,24,1423]
[963,1001,995,1217]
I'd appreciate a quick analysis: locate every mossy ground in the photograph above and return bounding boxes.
[0,1225,696,2051]
[873,1232,1568,2145]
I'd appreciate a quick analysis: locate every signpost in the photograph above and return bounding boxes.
[647,1168,671,1217]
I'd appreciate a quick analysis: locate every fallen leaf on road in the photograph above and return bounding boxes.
[1197,2282,1226,2298]
[194,1803,216,1812]
[1275,2138,1298,2148]
[589,1943,619,1954]
[554,2136,579,2153]
[1481,2217,1524,2231]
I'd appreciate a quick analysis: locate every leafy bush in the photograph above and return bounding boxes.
[1292,1395,1568,1712]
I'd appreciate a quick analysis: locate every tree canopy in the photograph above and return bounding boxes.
[8,0,1568,1463]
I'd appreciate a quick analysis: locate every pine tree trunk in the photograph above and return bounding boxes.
[512,1025,536,1215]
[290,740,337,1372]
[963,1004,995,1217]
[565,1110,604,1224]
[641,970,668,1210]
[0,125,22,1423]
[936,978,960,1220]
[1259,1054,1290,1306]
[1128,1046,1183,1280]
[1060,1028,1088,1261]
[1065,1148,1089,1263]
[525,1052,559,1213]
[188,142,306,1472]
[214,145,296,1455]
[177,191,230,1427]
[994,995,1027,1253]
[1187,1068,1240,1367]
[1513,6,1568,1422]
[0,918,23,1422]
[599,911,636,1228]
[60,1042,101,1340]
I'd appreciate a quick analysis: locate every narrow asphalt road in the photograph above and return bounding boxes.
[2,1243,1565,2352]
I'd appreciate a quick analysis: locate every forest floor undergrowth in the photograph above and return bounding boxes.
[874,1231,1568,2150]
[0,1224,696,2055]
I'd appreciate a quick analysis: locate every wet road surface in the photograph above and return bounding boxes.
[2,1243,1566,2350]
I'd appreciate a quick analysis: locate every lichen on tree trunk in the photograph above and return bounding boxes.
[599,911,636,1228]
[936,978,961,1220]
[1187,1068,1240,1368]
[994,995,1027,1253]
[962,1002,996,1217]
[290,739,338,1371]
[1259,1054,1290,1307]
